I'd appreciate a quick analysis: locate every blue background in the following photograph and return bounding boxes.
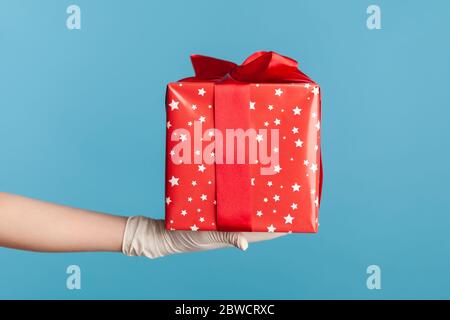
[1,0,449,299]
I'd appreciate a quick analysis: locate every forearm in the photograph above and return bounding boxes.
[0,192,127,252]
[0,192,284,258]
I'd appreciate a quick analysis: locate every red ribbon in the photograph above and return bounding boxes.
[185,51,313,83]
[182,51,322,231]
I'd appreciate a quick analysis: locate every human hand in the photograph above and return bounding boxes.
[122,216,285,259]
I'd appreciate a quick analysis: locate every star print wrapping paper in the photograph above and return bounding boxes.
[165,51,322,233]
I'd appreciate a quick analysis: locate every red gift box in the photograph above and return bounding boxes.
[165,51,322,233]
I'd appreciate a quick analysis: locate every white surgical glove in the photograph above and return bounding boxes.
[122,216,285,259]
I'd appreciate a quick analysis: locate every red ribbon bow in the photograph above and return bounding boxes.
[185,51,314,84]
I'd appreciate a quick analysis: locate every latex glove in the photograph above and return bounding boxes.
[122,216,285,259]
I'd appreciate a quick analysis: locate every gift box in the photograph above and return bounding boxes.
[164,51,322,233]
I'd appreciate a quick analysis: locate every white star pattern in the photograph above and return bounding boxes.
[169,176,179,187]
[284,214,294,224]
[274,165,282,174]
[199,116,206,123]
[169,100,179,111]
[275,88,283,96]
[190,224,199,231]
[181,210,187,216]
[312,86,319,95]
[249,101,256,110]
[200,194,207,201]
[291,203,298,210]
[267,224,277,232]
[198,164,206,173]
[167,121,172,129]
[273,195,280,202]
[256,134,264,142]
[291,183,301,192]
[198,88,206,96]
[292,127,299,134]
[295,139,304,147]
[256,210,263,217]
[192,104,197,110]
[166,197,172,205]
[293,106,302,115]
[274,118,281,126]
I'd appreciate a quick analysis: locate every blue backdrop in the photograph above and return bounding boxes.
[1,0,449,299]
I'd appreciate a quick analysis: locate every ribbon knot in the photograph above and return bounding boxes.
[187,51,313,83]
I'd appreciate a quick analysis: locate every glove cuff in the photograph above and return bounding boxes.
[122,216,168,259]
[122,216,147,257]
